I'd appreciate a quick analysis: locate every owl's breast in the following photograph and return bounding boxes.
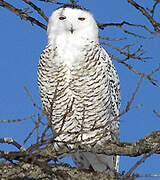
[54,34,90,67]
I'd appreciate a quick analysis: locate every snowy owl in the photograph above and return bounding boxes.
[38,5,120,173]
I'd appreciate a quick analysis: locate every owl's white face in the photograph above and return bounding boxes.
[47,7,98,43]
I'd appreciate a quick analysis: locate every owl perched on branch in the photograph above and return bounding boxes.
[38,5,120,173]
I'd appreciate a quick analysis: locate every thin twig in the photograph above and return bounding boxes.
[41,125,50,141]
[120,75,143,115]
[22,0,48,22]
[153,110,160,118]
[58,97,75,133]
[23,125,37,146]
[0,115,35,123]
[99,35,126,41]
[147,0,160,18]
[103,42,150,61]
[119,26,153,39]
[38,0,64,5]
[23,113,46,145]
[24,86,41,110]
[133,173,160,178]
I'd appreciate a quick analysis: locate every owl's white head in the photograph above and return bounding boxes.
[47,6,98,44]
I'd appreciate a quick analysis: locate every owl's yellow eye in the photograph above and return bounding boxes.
[78,17,85,21]
[59,16,66,20]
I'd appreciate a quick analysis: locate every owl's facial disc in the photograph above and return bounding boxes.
[47,7,99,43]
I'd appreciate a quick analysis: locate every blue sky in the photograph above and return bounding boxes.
[0,0,160,179]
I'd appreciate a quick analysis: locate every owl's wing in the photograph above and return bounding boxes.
[100,47,120,171]
[101,47,121,118]
[38,44,57,115]
[101,47,120,143]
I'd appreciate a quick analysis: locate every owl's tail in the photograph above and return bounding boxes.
[72,152,119,173]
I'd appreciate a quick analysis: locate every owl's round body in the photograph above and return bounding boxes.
[38,6,120,173]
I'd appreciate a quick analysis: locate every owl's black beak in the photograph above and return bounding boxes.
[69,25,74,34]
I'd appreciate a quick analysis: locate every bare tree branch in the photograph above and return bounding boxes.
[110,54,160,87]
[103,42,151,61]
[124,144,160,178]
[147,0,160,18]
[0,130,160,179]
[0,138,23,150]
[127,0,160,33]
[98,20,154,37]
[0,0,47,30]
[0,161,118,180]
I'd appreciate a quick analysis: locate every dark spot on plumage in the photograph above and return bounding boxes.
[110,79,115,84]
[98,61,101,65]
[80,155,84,160]
[89,164,94,171]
